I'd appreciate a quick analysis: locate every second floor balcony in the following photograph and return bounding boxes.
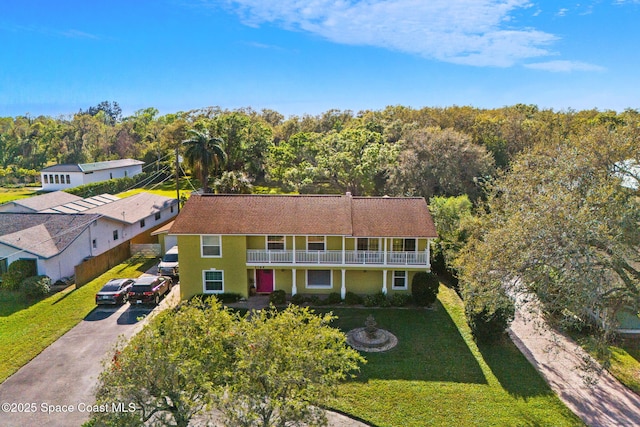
[246,249,429,267]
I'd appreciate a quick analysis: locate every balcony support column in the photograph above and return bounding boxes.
[426,239,431,270]
[293,236,296,264]
[292,268,297,296]
[382,269,388,295]
[341,269,346,299]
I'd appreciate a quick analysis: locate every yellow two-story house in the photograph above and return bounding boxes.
[170,194,438,300]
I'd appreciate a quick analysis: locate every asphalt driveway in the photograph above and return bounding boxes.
[0,282,179,427]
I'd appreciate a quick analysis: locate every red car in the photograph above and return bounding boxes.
[128,276,172,305]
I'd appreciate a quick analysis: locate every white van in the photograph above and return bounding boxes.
[158,246,179,278]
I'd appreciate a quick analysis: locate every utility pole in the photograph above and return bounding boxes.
[175,147,180,212]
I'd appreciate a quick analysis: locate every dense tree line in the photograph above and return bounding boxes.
[3,102,639,200]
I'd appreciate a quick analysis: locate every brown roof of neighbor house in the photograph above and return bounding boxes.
[170,194,437,238]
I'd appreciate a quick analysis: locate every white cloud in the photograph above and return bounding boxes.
[213,0,559,67]
[524,60,606,72]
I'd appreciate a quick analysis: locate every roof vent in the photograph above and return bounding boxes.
[345,191,352,197]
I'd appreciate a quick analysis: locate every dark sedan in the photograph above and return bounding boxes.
[95,278,135,305]
[128,276,172,305]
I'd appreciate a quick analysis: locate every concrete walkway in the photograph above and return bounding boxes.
[509,301,640,427]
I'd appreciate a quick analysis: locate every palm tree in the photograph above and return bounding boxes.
[182,128,226,193]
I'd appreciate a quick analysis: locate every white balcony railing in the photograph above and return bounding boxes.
[246,250,429,266]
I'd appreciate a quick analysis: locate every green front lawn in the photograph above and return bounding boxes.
[325,286,582,426]
[0,256,157,384]
[0,187,39,204]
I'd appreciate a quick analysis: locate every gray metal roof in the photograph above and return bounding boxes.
[0,213,101,259]
[41,159,144,173]
[79,159,144,172]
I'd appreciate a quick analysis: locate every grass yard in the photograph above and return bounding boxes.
[0,256,156,384]
[325,286,583,426]
[608,344,640,394]
[0,187,39,204]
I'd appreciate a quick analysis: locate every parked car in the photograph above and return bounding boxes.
[157,245,179,279]
[95,278,135,305]
[128,276,172,305]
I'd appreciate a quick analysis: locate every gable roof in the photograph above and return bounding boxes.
[170,194,437,238]
[82,192,177,224]
[41,159,144,173]
[0,213,100,259]
[4,191,84,212]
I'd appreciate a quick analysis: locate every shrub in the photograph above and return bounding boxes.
[390,293,411,307]
[290,293,306,305]
[326,292,343,305]
[344,291,363,305]
[464,291,515,343]
[412,272,440,306]
[364,292,389,307]
[213,293,242,303]
[269,290,286,305]
[20,275,51,299]
[1,259,37,291]
[307,295,324,306]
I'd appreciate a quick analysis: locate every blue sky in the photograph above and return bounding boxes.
[1,0,639,118]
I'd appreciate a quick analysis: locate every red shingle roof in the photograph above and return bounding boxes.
[170,194,437,238]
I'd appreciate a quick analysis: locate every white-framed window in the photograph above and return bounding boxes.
[307,236,325,251]
[393,271,408,289]
[140,219,145,228]
[155,212,161,221]
[113,230,119,241]
[44,175,48,184]
[392,238,416,252]
[306,270,332,289]
[65,174,70,184]
[267,235,285,250]
[357,238,380,251]
[92,239,97,249]
[201,235,222,257]
[203,270,224,293]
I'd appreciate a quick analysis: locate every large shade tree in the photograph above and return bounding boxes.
[182,128,226,193]
[91,300,364,427]
[456,141,640,352]
[387,127,495,201]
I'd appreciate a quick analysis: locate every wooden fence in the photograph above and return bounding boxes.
[74,241,131,287]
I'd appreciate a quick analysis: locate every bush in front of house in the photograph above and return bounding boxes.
[214,293,243,304]
[412,272,440,306]
[344,292,363,306]
[464,290,515,343]
[290,293,306,305]
[390,293,412,307]
[326,292,343,305]
[1,259,38,291]
[20,275,51,299]
[269,290,287,305]
[364,292,390,307]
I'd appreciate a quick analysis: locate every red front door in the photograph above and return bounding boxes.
[256,269,274,293]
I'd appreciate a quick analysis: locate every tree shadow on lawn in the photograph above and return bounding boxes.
[477,336,555,399]
[326,305,487,385]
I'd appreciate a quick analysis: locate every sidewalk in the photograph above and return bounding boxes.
[509,301,640,427]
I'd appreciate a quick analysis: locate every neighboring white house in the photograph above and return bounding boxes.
[0,192,179,280]
[40,159,144,191]
[0,213,101,282]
